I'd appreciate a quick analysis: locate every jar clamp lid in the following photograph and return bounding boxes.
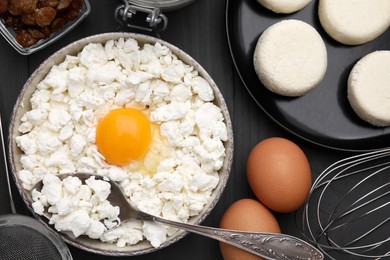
[115,0,195,32]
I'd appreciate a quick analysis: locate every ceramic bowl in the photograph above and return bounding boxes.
[8,32,234,256]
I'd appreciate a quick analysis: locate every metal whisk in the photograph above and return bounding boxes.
[300,148,390,259]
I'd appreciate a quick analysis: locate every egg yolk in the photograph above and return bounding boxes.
[96,108,152,166]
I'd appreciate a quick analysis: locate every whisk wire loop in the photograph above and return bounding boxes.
[301,148,390,259]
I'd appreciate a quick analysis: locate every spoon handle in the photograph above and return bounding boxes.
[153,217,323,260]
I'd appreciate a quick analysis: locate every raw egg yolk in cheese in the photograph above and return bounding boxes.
[96,108,152,166]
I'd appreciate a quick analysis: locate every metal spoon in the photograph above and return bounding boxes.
[32,173,323,260]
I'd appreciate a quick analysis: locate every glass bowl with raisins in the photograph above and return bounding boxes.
[0,0,90,55]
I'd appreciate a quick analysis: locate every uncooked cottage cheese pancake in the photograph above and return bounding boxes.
[15,38,228,248]
[318,0,390,45]
[256,0,311,14]
[253,19,327,97]
[348,51,390,127]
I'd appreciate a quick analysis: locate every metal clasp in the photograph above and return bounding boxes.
[115,0,168,32]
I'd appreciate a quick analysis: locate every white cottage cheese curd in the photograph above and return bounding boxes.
[16,38,228,249]
[32,175,120,239]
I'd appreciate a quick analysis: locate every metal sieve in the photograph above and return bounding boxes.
[0,111,73,260]
[0,215,73,260]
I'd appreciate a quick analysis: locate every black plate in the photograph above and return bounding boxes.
[226,0,390,151]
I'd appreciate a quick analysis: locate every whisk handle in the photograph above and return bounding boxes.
[154,217,323,260]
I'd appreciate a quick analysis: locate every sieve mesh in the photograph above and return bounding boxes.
[0,215,73,260]
[0,225,63,260]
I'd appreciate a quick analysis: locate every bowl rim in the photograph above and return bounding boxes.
[8,32,234,256]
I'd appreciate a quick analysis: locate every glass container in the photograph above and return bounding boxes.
[129,0,195,11]
[0,0,91,55]
[115,0,195,32]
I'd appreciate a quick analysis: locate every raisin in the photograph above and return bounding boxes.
[15,30,38,47]
[59,8,77,21]
[20,0,38,14]
[38,0,58,8]
[0,0,8,14]
[35,6,56,27]
[21,12,36,25]
[8,0,23,15]
[28,28,46,39]
[39,25,51,37]
[71,0,83,11]
[50,16,64,32]
[4,14,23,28]
[56,0,71,11]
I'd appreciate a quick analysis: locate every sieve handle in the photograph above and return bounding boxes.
[0,111,16,214]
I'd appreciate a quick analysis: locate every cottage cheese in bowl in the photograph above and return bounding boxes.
[9,33,233,256]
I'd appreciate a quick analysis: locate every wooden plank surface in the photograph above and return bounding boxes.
[0,0,351,259]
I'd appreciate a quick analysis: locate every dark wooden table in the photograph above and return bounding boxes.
[0,0,352,259]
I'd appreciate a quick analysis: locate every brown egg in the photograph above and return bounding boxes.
[219,198,281,260]
[246,137,311,213]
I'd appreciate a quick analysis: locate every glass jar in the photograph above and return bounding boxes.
[0,0,91,55]
[115,0,195,32]
[129,0,195,11]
